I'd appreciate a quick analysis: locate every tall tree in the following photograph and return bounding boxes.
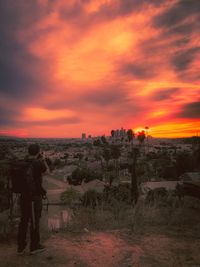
[127,129,135,143]
[111,145,121,183]
[111,130,115,138]
[126,129,139,204]
[101,135,107,145]
[137,130,146,145]
[128,147,139,204]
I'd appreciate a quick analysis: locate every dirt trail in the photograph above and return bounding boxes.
[0,231,200,267]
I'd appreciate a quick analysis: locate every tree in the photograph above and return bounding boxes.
[101,135,107,145]
[175,151,193,177]
[102,148,112,184]
[63,152,69,164]
[126,129,139,204]
[128,148,139,204]
[111,130,115,138]
[137,130,146,145]
[110,145,121,184]
[145,126,149,135]
[145,126,149,153]
[127,129,135,143]
[102,148,111,167]
[193,145,200,171]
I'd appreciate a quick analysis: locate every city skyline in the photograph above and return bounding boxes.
[0,0,200,138]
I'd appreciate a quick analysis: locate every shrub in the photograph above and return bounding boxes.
[82,189,102,208]
[60,188,81,207]
[68,167,103,185]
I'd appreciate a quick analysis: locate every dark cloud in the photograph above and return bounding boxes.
[121,62,156,79]
[151,88,180,101]
[172,47,200,71]
[0,106,21,126]
[0,0,51,100]
[59,0,165,24]
[178,101,200,118]
[98,0,165,17]
[44,85,130,110]
[25,117,82,126]
[59,2,83,21]
[154,0,200,28]
[163,23,196,37]
[173,37,190,48]
[0,115,81,127]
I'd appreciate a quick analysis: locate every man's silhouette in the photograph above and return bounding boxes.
[17,143,48,255]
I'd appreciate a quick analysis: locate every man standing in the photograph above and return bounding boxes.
[17,143,48,255]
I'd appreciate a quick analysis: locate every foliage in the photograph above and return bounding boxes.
[137,130,146,144]
[68,167,103,185]
[193,145,200,171]
[175,151,193,177]
[101,136,107,144]
[111,130,115,137]
[82,189,102,208]
[93,139,101,146]
[102,148,111,164]
[53,158,64,168]
[127,129,134,142]
[110,145,121,159]
[0,161,11,212]
[60,187,81,206]
[103,183,132,204]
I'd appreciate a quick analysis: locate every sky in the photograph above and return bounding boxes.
[0,0,200,138]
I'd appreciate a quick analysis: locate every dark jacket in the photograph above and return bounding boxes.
[23,156,47,198]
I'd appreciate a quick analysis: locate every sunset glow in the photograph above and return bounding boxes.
[0,0,200,138]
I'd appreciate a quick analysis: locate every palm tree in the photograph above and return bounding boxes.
[127,129,134,144]
[137,130,146,146]
[111,130,115,138]
[145,126,149,153]
[126,129,140,204]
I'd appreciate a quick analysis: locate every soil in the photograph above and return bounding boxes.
[0,230,200,267]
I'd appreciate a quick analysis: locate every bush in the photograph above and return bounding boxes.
[60,188,81,207]
[82,189,102,208]
[103,183,131,204]
[68,167,103,185]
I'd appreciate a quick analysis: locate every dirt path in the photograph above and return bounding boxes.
[1,231,200,267]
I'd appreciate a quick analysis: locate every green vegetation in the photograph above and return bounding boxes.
[60,188,81,207]
[68,167,103,185]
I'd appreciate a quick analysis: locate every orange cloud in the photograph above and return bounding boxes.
[0,0,200,138]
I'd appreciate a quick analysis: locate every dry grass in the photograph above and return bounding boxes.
[64,195,200,238]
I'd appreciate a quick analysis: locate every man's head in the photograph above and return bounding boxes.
[28,143,40,156]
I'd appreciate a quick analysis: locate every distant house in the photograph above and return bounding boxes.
[179,172,200,183]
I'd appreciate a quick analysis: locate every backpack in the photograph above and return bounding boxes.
[10,159,37,196]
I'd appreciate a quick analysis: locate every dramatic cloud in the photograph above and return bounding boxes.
[178,102,200,118]
[153,0,200,28]
[0,0,200,137]
[151,88,180,101]
[172,47,200,72]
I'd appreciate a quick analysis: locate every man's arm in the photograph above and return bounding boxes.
[40,153,50,174]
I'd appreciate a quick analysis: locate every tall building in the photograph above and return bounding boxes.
[111,128,127,139]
